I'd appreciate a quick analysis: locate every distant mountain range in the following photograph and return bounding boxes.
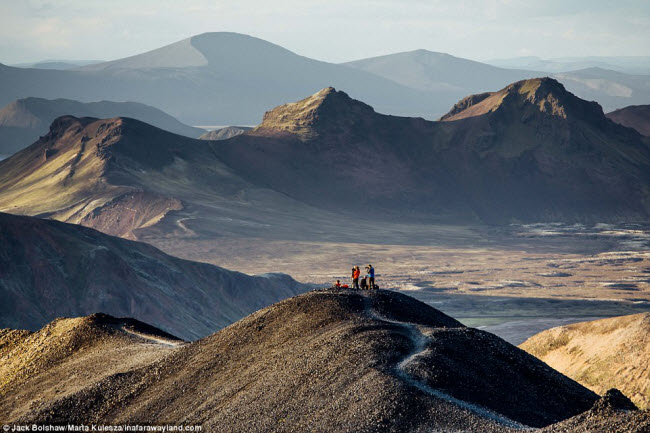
[344,51,650,116]
[0,97,204,155]
[0,211,309,340]
[10,59,103,70]
[1,32,648,125]
[487,55,650,75]
[1,289,614,431]
[343,49,539,94]
[0,33,446,125]
[0,78,648,236]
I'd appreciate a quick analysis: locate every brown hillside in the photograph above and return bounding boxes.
[521,313,650,409]
[0,314,183,422]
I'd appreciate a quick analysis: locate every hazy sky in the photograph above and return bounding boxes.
[1,0,649,64]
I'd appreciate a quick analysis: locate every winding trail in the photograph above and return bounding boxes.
[359,292,530,430]
[176,217,197,236]
[119,326,183,347]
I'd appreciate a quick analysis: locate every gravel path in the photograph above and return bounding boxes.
[360,291,532,430]
[119,326,183,347]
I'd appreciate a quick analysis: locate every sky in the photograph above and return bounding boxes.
[1,0,649,64]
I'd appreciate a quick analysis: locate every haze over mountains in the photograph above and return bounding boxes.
[10,59,103,70]
[1,77,648,246]
[0,33,444,125]
[1,27,649,432]
[1,32,649,127]
[0,97,203,155]
[0,212,308,340]
[487,55,650,75]
[343,49,539,94]
[345,51,650,115]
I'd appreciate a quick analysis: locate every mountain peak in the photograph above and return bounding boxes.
[3,289,601,430]
[441,77,605,122]
[253,87,375,139]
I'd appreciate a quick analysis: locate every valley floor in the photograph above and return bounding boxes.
[142,222,650,344]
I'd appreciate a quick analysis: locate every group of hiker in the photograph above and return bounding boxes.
[333,264,378,290]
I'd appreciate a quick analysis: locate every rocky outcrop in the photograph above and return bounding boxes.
[218,81,650,223]
[440,92,491,120]
[251,86,376,140]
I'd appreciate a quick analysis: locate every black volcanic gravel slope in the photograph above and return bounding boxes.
[541,389,650,433]
[1,289,605,432]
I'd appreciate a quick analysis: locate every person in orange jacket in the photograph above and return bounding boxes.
[352,266,361,289]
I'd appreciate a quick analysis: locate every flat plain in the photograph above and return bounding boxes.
[144,221,650,343]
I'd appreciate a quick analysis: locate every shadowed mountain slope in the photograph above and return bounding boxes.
[0,290,602,431]
[0,97,204,155]
[521,313,650,409]
[0,212,308,340]
[607,105,650,136]
[0,114,382,242]
[1,79,649,231]
[216,79,650,223]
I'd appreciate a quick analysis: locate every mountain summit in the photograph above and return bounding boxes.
[441,78,605,122]
[1,289,604,431]
[217,80,650,223]
[2,80,650,232]
[252,87,375,139]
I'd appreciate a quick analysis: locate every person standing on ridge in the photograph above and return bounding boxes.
[352,266,360,289]
[367,264,375,289]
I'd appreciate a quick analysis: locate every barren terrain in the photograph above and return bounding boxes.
[521,313,649,409]
[144,221,650,344]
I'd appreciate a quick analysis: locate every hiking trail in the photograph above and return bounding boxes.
[359,291,530,430]
[119,326,183,347]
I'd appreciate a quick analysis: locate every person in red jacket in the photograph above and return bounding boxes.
[352,266,361,289]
